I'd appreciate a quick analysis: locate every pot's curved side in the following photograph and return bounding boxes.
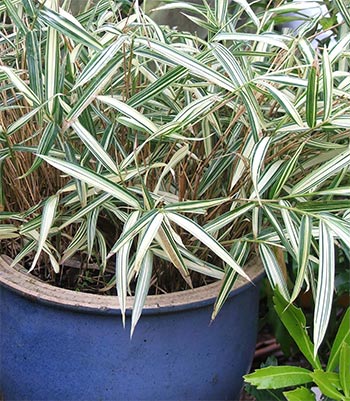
[0,255,263,314]
[0,256,264,401]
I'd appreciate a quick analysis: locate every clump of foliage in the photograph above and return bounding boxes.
[0,0,349,348]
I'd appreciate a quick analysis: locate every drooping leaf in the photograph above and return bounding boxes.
[313,220,335,357]
[29,195,59,272]
[131,251,153,337]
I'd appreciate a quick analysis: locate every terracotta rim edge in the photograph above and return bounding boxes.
[0,255,264,315]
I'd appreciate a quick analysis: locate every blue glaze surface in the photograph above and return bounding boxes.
[0,259,262,401]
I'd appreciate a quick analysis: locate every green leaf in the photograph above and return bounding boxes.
[273,143,305,199]
[3,0,27,34]
[212,242,248,320]
[244,366,313,389]
[214,33,290,50]
[327,308,350,372]
[273,289,321,369]
[25,31,43,102]
[310,371,344,401]
[313,220,335,357]
[334,0,350,27]
[340,343,350,397]
[283,387,316,401]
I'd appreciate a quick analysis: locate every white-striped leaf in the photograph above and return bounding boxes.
[214,32,290,50]
[250,137,271,201]
[156,220,192,286]
[39,155,141,209]
[260,82,303,126]
[292,150,350,194]
[135,38,235,92]
[259,243,289,300]
[314,220,335,356]
[29,195,59,272]
[108,210,157,257]
[97,96,158,134]
[322,48,333,121]
[132,213,163,277]
[116,211,140,327]
[205,203,255,234]
[74,35,128,88]
[166,212,251,281]
[290,215,312,303]
[39,7,103,51]
[0,66,40,106]
[131,251,153,337]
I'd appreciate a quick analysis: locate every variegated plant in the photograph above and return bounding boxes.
[0,0,349,348]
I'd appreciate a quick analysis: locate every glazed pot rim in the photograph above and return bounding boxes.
[0,254,264,315]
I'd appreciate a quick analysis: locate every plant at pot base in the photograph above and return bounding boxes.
[245,294,350,401]
[1,0,350,400]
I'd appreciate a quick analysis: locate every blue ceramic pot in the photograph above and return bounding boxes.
[0,255,263,401]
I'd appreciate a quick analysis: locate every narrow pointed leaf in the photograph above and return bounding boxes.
[306,60,319,128]
[75,35,128,88]
[0,66,40,106]
[156,221,192,286]
[251,137,271,201]
[259,244,289,300]
[340,343,350,397]
[97,96,158,134]
[40,7,103,51]
[109,211,157,257]
[39,155,141,208]
[30,195,59,272]
[167,212,251,282]
[292,150,350,194]
[116,211,140,327]
[314,220,335,357]
[290,215,312,303]
[322,48,333,121]
[131,251,153,337]
[132,213,163,276]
